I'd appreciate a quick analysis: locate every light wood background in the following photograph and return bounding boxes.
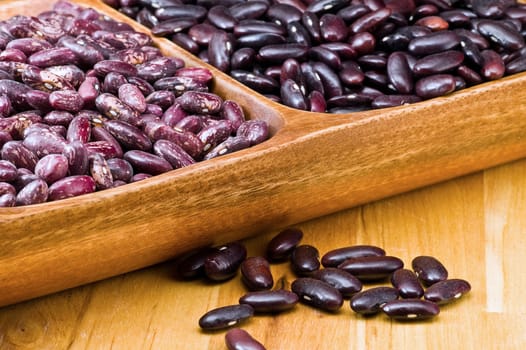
[1,158,525,349]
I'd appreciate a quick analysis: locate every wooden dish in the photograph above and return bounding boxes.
[1,0,526,307]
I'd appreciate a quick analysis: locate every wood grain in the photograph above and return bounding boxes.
[1,159,525,349]
[2,0,526,310]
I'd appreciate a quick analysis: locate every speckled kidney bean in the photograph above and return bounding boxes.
[240,256,274,291]
[116,83,146,114]
[95,93,139,126]
[78,76,101,108]
[6,37,52,56]
[203,136,251,160]
[152,139,195,169]
[123,150,172,175]
[219,100,246,131]
[89,153,114,189]
[0,80,32,110]
[204,242,247,281]
[136,56,184,82]
[424,278,471,304]
[67,115,91,143]
[225,328,266,350]
[48,175,96,201]
[291,245,320,276]
[411,256,448,287]
[15,178,48,206]
[312,268,363,298]
[0,192,15,207]
[35,154,69,184]
[0,160,17,182]
[198,304,254,331]
[91,126,124,159]
[350,286,399,315]
[239,290,299,313]
[102,72,128,95]
[27,47,79,68]
[1,141,38,171]
[62,140,89,176]
[23,130,66,158]
[381,299,440,320]
[177,91,223,115]
[197,119,233,152]
[104,119,152,152]
[0,94,11,118]
[25,90,51,112]
[391,268,424,299]
[236,120,269,146]
[291,277,343,312]
[338,256,404,281]
[321,245,386,267]
[57,35,105,67]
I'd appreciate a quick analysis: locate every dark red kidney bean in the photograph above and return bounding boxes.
[301,11,322,44]
[203,136,251,160]
[106,158,133,183]
[62,141,89,176]
[506,55,526,75]
[312,268,363,298]
[381,299,440,320]
[415,15,450,31]
[280,79,308,111]
[291,245,320,276]
[0,160,17,182]
[174,246,218,279]
[230,1,269,20]
[48,175,96,201]
[207,5,238,31]
[237,33,287,49]
[456,65,483,85]
[480,49,505,80]
[350,7,392,34]
[387,51,413,94]
[136,8,159,28]
[371,94,422,108]
[337,4,369,23]
[309,46,342,70]
[477,19,524,50]
[27,48,78,68]
[239,290,299,313]
[171,33,200,54]
[306,0,349,14]
[258,44,309,63]
[95,93,139,126]
[391,268,424,299]
[208,31,234,72]
[67,115,91,144]
[230,70,279,94]
[357,54,387,70]
[198,120,233,153]
[188,23,220,46]
[151,18,197,36]
[322,245,386,267]
[136,57,184,82]
[350,286,399,315]
[326,93,372,109]
[177,91,223,115]
[34,154,69,184]
[104,119,152,152]
[266,227,304,262]
[320,14,348,42]
[459,35,483,68]
[454,28,489,50]
[423,278,471,304]
[118,83,146,114]
[287,21,312,47]
[338,256,404,281]
[225,328,266,350]
[291,277,343,312]
[308,90,327,112]
[154,5,207,21]
[198,304,254,331]
[89,153,114,189]
[241,256,274,291]
[145,91,176,110]
[408,30,460,56]
[440,9,473,27]
[415,74,456,99]
[301,62,325,94]
[412,256,448,286]
[153,139,195,169]
[231,48,257,71]
[413,50,465,76]
[204,242,247,281]
[233,21,286,37]
[16,178,48,206]
[312,62,343,98]
[123,150,172,175]
[268,3,303,25]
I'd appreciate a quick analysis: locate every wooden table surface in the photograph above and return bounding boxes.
[1,158,525,350]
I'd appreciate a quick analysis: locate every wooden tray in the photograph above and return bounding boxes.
[1,0,526,307]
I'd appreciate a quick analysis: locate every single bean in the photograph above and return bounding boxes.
[291,277,344,312]
[239,290,299,313]
[350,286,399,315]
[177,91,223,115]
[241,256,274,291]
[381,299,440,320]
[89,153,114,189]
[424,278,471,304]
[198,304,254,330]
[118,83,146,114]
[204,242,247,281]
[312,268,363,298]
[203,136,251,160]
[411,256,448,287]
[16,178,49,206]
[123,150,172,175]
[415,74,456,99]
[0,160,17,182]
[48,175,96,201]
[104,119,152,151]
[62,141,89,176]
[35,154,69,184]
[174,246,218,280]
[27,47,78,68]
[225,328,266,350]
[338,256,404,281]
[391,268,425,299]
[412,50,465,76]
[321,245,386,267]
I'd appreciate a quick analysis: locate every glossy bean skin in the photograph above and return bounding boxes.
[62,140,89,176]
[95,93,139,126]
[204,242,247,281]
[153,139,195,169]
[177,91,223,115]
[118,83,146,113]
[104,119,152,152]
[266,228,303,262]
[291,245,320,276]
[236,120,269,146]
[0,160,17,182]
[381,299,440,320]
[47,175,97,201]
[350,286,399,315]
[198,304,254,331]
[412,256,448,286]
[174,246,218,280]
[34,154,69,184]
[203,136,251,160]
[321,245,386,267]
[239,290,299,313]
[391,268,425,299]
[15,178,49,206]
[123,150,172,175]
[240,256,274,291]
[198,119,232,153]
[312,268,363,298]
[423,278,471,304]
[338,256,404,281]
[225,328,266,350]
[387,51,413,94]
[2,141,38,171]
[291,277,344,312]
[415,74,456,99]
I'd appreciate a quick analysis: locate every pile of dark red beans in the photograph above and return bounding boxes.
[174,228,471,349]
[0,1,269,207]
[105,0,526,113]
